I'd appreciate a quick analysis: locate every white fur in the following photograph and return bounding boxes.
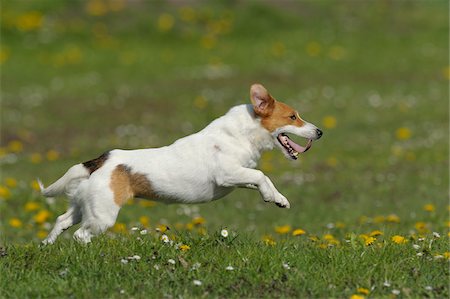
[41,103,320,244]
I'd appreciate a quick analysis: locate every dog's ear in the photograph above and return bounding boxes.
[250,84,275,117]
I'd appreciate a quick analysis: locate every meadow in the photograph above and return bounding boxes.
[0,1,449,298]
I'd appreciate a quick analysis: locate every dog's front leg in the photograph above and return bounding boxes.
[216,168,290,208]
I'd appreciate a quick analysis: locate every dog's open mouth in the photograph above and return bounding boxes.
[277,133,312,160]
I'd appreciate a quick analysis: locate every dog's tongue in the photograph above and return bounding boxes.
[287,137,313,153]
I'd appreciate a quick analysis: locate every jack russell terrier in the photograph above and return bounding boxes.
[40,84,322,244]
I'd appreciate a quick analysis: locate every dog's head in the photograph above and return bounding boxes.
[250,83,322,160]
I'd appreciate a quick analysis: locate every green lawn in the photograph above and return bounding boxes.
[1,1,449,298]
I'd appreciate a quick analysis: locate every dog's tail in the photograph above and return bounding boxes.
[38,164,90,198]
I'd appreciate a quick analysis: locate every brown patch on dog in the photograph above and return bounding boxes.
[83,151,110,174]
[260,101,305,132]
[110,164,156,206]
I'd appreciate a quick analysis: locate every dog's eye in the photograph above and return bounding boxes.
[290,114,297,120]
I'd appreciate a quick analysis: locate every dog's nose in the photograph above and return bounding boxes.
[316,129,323,139]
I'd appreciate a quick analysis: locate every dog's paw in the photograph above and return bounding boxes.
[274,193,290,209]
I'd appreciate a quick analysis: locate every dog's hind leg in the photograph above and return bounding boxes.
[42,204,82,245]
[73,184,122,244]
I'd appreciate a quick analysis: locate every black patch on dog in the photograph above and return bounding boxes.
[82,151,110,174]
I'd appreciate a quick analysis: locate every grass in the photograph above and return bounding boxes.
[1,1,449,298]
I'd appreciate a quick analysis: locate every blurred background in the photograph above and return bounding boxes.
[0,0,448,243]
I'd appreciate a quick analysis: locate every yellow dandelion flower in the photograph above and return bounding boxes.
[46,150,60,161]
[0,185,11,199]
[5,178,17,188]
[108,0,125,12]
[0,47,10,65]
[200,35,217,49]
[415,221,428,233]
[31,180,41,192]
[443,252,450,260]
[306,41,321,57]
[442,66,450,80]
[357,287,370,295]
[322,116,337,129]
[335,222,346,229]
[327,239,340,246]
[308,235,319,242]
[34,210,51,224]
[391,235,407,244]
[179,6,196,22]
[16,11,43,32]
[275,225,292,234]
[359,234,369,241]
[292,228,306,236]
[373,215,385,223]
[197,227,207,235]
[179,244,190,251]
[423,204,435,212]
[192,216,205,225]
[139,216,149,227]
[186,222,194,231]
[24,201,40,212]
[37,230,48,239]
[112,222,126,233]
[156,224,169,233]
[8,140,23,153]
[350,294,365,299]
[85,0,108,16]
[323,234,335,241]
[194,96,208,110]
[262,235,276,246]
[0,147,7,158]
[395,127,411,140]
[157,13,175,32]
[445,221,450,228]
[364,237,376,246]
[30,153,43,164]
[9,218,22,228]
[369,230,383,237]
[386,214,400,223]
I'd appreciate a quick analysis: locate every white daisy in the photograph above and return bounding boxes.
[168,259,176,265]
[140,229,148,235]
[412,244,420,250]
[221,229,229,238]
[161,234,169,243]
[120,258,128,264]
[225,265,234,271]
[193,280,202,286]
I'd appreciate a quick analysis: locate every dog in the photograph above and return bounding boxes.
[40,84,322,244]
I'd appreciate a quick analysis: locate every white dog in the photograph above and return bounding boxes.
[40,84,322,244]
